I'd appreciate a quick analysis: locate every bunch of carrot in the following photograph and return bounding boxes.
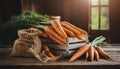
[31,21,88,46]
[69,36,112,62]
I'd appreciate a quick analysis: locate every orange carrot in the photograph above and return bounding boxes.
[38,30,48,38]
[61,22,81,35]
[94,49,99,61]
[89,46,94,61]
[63,27,75,37]
[69,44,89,62]
[47,32,66,46]
[62,21,88,34]
[52,21,67,38]
[85,51,89,61]
[45,26,66,43]
[76,35,85,40]
[30,27,48,38]
[43,45,55,58]
[95,46,112,60]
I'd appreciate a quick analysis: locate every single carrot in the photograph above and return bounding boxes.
[85,51,89,62]
[89,46,94,61]
[63,27,75,37]
[62,21,88,34]
[30,27,48,38]
[38,30,48,38]
[45,26,66,43]
[94,49,99,61]
[69,44,89,62]
[61,22,81,35]
[76,35,85,40]
[43,45,55,58]
[52,21,67,38]
[95,46,112,60]
[47,32,66,46]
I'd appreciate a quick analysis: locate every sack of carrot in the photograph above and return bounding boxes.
[69,36,112,62]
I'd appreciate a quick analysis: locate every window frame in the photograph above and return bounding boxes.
[89,0,110,30]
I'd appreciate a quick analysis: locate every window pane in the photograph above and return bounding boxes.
[100,7,109,30]
[91,7,99,30]
[101,0,109,5]
[91,0,99,5]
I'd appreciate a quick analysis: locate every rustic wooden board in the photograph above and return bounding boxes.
[0,47,120,69]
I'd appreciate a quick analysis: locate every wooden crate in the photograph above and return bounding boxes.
[41,35,88,57]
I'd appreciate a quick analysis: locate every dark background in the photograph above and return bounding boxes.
[0,0,120,44]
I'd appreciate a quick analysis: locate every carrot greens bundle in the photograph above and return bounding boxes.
[0,11,52,45]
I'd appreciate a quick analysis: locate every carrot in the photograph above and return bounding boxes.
[94,49,99,61]
[76,35,85,40]
[95,46,112,60]
[30,27,48,38]
[89,46,94,61]
[43,45,55,58]
[85,51,89,62]
[61,22,81,35]
[52,21,67,38]
[62,21,88,34]
[45,26,66,43]
[63,27,75,37]
[38,30,48,38]
[47,32,66,46]
[69,44,89,62]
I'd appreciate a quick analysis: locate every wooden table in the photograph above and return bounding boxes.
[0,47,120,69]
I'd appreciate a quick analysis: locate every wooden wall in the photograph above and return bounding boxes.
[109,0,120,43]
[21,0,88,31]
[41,0,89,31]
[0,0,120,43]
[0,0,21,26]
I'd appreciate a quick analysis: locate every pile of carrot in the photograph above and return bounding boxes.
[69,36,112,62]
[30,21,88,46]
[30,22,112,63]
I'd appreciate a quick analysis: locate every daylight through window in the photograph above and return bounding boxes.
[90,0,110,30]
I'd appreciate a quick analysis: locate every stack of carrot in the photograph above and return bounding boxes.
[31,21,88,46]
[69,36,112,62]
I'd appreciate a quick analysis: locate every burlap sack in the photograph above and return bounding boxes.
[10,29,42,57]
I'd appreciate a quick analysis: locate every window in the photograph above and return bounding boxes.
[89,0,109,30]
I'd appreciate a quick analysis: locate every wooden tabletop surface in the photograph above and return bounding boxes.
[0,47,120,69]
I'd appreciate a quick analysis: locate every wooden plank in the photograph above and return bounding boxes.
[0,47,120,69]
[0,47,120,64]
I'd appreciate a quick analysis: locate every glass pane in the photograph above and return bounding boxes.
[91,7,99,30]
[100,7,109,30]
[91,0,99,5]
[101,0,109,5]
